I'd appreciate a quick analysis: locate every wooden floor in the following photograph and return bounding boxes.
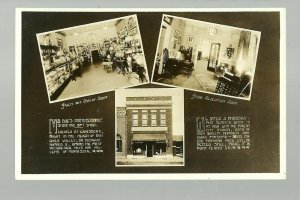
[57,62,142,101]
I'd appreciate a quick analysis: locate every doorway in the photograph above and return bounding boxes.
[157,25,172,75]
[91,50,100,63]
[146,143,154,157]
[154,142,166,155]
[207,43,221,71]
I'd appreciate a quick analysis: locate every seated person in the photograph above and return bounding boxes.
[174,51,185,60]
[132,53,145,66]
[126,55,133,73]
[115,50,124,58]
[132,53,147,82]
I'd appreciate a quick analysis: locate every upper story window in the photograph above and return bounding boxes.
[142,110,148,126]
[151,110,157,126]
[132,113,138,126]
[151,113,157,126]
[160,110,166,126]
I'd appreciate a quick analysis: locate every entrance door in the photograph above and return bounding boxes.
[146,143,154,157]
[207,43,221,71]
[157,25,171,75]
[91,50,100,63]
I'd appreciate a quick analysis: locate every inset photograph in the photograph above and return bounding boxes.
[115,88,184,167]
[152,15,261,100]
[37,15,149,103]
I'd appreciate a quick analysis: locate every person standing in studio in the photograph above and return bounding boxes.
[162,48,169,74]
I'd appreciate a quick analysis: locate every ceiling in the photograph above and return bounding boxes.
[184,18,243,34]
[58,20,119,36]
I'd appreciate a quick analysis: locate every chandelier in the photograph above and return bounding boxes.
[208,26,217,36]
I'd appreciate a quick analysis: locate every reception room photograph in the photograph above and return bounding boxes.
[152,15,261,100]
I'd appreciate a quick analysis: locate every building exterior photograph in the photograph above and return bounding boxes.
[115,88,184,166]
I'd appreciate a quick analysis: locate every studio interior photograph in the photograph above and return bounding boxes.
[37,15,148,102]
[152,15,261,100]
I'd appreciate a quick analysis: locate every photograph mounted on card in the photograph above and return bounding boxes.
[36,14,149,103]
[115,88,184,167]
[16,8,285,180]
[152,14,261,101]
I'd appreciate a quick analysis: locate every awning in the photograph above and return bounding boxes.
[132,134,166,142]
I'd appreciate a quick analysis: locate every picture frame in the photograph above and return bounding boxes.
[188,35,193,43]
[178,36,182,45]
[174,30,179,40]
[163,16,173,25]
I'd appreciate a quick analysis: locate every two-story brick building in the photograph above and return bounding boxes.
[116,96,174,157]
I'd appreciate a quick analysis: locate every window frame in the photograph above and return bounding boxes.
[132,113,138,127]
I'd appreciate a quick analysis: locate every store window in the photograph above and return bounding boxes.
[116,134,122,152]
[142,110,148,126]
[132,113,138,126]
[160,111,166,126]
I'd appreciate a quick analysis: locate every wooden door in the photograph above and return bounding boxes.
[147,143,153,157]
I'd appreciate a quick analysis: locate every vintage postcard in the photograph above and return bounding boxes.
[16,8,285,180]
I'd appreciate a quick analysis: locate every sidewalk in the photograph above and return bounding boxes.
[116,155,184,166]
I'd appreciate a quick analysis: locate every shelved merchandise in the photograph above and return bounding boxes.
[37,15,148,101]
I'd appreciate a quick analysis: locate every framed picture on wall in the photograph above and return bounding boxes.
[163,16,173,25]
[127,17,136,30]
[57,38,63,49]
[174,30,179,40]
[188,35,193,43]
[178,36,182,45]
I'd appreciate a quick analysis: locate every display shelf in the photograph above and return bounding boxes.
[45,58,76,74]
[45,59,77,99]
[40,44,59,50]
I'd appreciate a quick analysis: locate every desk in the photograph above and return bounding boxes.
[164,58,194,78]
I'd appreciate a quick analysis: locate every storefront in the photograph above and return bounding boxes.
[116,96,174,157]
[132,142,167,157]
[132,134,167,157]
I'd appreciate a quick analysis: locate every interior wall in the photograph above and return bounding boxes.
[242,32,260,74]
[37,32,60,47]
[157,27,166,74]
[65,27,118,47]
[116,19,126,33]
[55,32,68,50]
[167,18,186,56]
[182,24,241,67]
[156,21,171,59]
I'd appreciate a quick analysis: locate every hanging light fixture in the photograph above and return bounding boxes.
[208,26,217,36]
[88,33,97,45]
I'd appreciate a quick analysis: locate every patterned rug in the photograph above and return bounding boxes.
[193,73,217,92]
